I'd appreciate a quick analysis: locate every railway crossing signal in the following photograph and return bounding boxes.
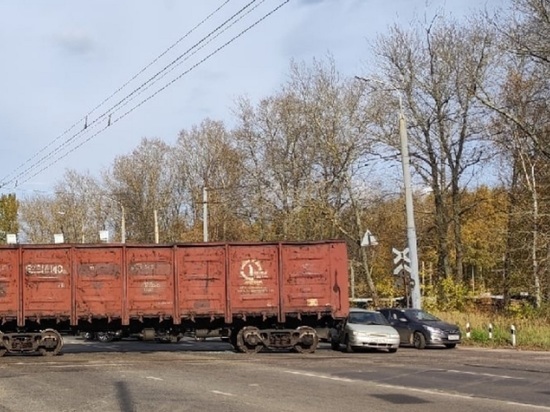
[392,247,411,276]
[393,247,414,307]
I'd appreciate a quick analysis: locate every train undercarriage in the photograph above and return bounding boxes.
[0,314,334,356]
[0,329,64,356]
[231,326,319,353]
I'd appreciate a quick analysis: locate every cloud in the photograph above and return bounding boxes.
[53,29,94,55]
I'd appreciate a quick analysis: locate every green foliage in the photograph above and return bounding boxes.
[0,194,18,242]
[432,276,471,311]
[439,309,550,350]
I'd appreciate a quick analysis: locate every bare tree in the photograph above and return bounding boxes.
[175,119,246,241]
[233,58,383,303]
[368,14,495,284]
[19,170,106,243]
[104,138,179,243]
[478,0,550,306]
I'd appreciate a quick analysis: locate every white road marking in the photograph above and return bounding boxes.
[285,370,353,382]
[505,401,550,410]
[445,369,524,380]
[146,376,163,381]
[211,390,235,397]
[9,361,132,368]
[285,370,550,411]
[50,363,132,368]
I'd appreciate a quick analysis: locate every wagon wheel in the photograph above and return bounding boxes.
[236,327,263,353]
[38,329,63,356]
[294,326,319,354]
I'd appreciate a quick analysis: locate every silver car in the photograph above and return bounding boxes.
[331,308,400,353]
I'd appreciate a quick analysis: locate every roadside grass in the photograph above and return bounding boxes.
[435,310,550,351]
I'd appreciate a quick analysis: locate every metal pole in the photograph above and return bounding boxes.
[203,187,208,242]
[154,209,159,244]
[399,109,421,309]
[121,204,126,244]
[354,76,422,309]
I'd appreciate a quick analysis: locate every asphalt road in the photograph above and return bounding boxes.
[0,336,549,411]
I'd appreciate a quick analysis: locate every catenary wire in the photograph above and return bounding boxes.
[14,1,290,187]
[0,0,231,188]
[3,0,259,189]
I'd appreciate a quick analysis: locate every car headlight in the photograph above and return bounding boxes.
[423,325,442,334]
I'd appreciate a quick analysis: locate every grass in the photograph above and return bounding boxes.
[435,310,550,351]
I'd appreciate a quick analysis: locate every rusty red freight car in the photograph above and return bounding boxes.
[0,240,349,356]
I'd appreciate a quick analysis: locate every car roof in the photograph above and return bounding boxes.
[350,308,380,314]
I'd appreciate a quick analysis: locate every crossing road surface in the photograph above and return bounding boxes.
[0,336,549,411]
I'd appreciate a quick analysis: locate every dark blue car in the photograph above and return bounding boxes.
[378,308,461,349]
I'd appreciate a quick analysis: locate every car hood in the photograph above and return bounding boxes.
[423,321,460,332]
[347,324,399,335]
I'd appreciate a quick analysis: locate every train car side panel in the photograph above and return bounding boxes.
[0,249,19,322]
[177,245,226,319]
[22,247,72,321]
[126,247,175,320]
[228,245,279,318]
[280,243,334,316]
[328,242,349,318]
[74,247,123,321]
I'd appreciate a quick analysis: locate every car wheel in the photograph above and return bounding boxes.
[330,339,340,351]
[96,332,114,343]
[413,332,426,349]
[82,332,95,341]
[388,348,398,353]
[444,343,456,349]
[344,336,354,353]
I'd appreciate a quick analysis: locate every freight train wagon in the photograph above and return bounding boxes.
[0,240,349,356]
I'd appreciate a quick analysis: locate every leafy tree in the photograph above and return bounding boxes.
[0,193,18,242]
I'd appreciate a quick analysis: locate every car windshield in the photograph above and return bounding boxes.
[405,309,440,322]
[348,311,389,325]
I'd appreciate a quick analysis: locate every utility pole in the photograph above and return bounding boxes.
[203,187,208,242]
[154,209,159,244]
[398,108,421,309]
[120,204,126,244]
[355,76,422,309]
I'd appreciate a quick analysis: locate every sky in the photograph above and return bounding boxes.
[0,0,503,198]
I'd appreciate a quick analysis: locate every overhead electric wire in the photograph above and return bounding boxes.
[12,0,290,188]
[3,0,260,189]
[0,0,231,188]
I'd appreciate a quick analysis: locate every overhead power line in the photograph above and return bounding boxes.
[0,0,245,189]
[5,0,289,190]
[14,0,290,184]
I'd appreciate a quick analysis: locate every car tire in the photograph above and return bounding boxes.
[344,336,354,353]
[444,343,456,349]
[388,348,397,353]
[96,332,114,343]
[413,331,426,349]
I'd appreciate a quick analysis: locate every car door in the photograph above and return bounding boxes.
[386,310,411,344]
[330,316,346,345]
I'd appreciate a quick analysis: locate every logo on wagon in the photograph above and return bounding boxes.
[25,263,68,276]
[240,259,267,285]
